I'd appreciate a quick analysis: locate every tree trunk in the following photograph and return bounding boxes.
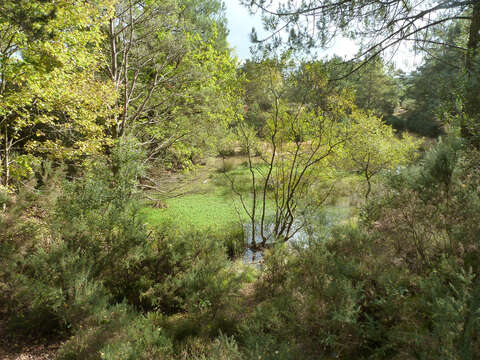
[365,174,372,201]
[463,2,480,144]
[3,125,9,187]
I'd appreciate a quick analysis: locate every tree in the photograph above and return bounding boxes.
[348,59,401,118]
[0,0,116,187]
[243,0,476,69]
[232,58,355,249]
[104,0,241,167]
[399,19,467,137]
[180,0,230,51]
[140,36,244,168]
[338,112,420,200]
[239,59,283,134]
[285,60,337,115]
[242,0,480,141]
[287,57,401,119]
[104,0,184,139]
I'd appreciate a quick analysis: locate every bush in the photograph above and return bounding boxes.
[384,114,405,132]
[0,176,63,335]
[236,155,480,360]
[1,137,247,350]
[220,226,245,259]
[0,184,9,207]
[1,138,148,335]
[233,238,362,359]
[6,240,110,336]
[57,304,173,360]
[131,225,247,316]
[174,333,244,360]
[217,158,236,173]
[357,136,480,356]
[405,111,443,137]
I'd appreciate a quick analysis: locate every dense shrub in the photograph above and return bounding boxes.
[176,334,244,360]
[1,138,246,350]
[0,174,65,335]
[239,233,368,359]
[405,111,443,138]
[230,138,480,359]
[4,132,480,359]
[118,225,247,315]
[384,114,405,132]
[359,137,480,357]
[0,139,143,335]
[237,226,480,358]
[57,303,173,360]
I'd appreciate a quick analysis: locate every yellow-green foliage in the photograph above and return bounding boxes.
[0,0,117,181]
[0,139,247,350]
[338,111,421,198]
[139,29,244,168]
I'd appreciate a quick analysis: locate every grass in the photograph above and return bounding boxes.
[142,158,269,231]
[142,192,249,230]
[142,156,360,235]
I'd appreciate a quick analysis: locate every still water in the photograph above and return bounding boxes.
[242,203,352,265]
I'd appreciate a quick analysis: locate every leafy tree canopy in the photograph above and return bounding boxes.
[0,0,117,186]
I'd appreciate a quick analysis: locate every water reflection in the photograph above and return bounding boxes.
[242,205,352,266]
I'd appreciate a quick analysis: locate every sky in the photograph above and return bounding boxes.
[224,1,264,60]
[224,0,422,72]
[225,0,357,60]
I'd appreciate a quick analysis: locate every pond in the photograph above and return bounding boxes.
[242,202,353,266]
